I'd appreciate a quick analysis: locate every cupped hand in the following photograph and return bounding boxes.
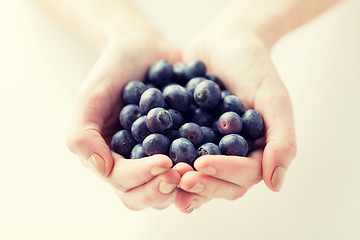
[175,30,297,212]
[67,33,182,210]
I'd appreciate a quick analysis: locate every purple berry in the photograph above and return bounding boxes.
[185,60,206,79]
[139,88,165,114]
[190,108,213,127]
[185,77,207,95]
[130,144,147,159]
[146,107,173,133]
[147,60,173,87]
[119,104,142,130]
[219,134,248,156]
[217,111,242,135]
[197,143,221,157]
[163,84,192,112]
[241,109,264,139]
[169,138,197,165]
[142,133,170,156]
[131,116,151,142]
[193,80,222,109]
[122,81,146,104]
[179,122,204,147]
[168,109,184,130]
[172,62,189,86]
[218,95,245,116]
[111,130,136,157]
[200,126,218,144]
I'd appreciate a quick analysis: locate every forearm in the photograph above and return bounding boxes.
[33,0,161,52]
[213,0,342,49]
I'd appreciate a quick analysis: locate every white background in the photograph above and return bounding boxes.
[0,0,359,239]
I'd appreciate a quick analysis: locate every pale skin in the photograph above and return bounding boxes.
[34,0,341,213]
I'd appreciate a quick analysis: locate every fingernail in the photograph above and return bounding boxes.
[199,166,216,176]
[151,167,168,176]
[271,166,286,192]
[88,153,105,177]
[185,200,197,212]
[187,182,204,193]
[159,181,177,194]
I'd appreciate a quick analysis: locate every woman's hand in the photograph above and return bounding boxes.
[67,32,182,210]
[175,28,297,212]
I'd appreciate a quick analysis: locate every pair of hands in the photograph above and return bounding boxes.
[67,27,297,213]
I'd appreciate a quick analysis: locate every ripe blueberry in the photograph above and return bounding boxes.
[219,134,248,156]
[111,130,137,157]
[119,104,141,130]
[139,88,165,114]
[146,107,173,133]
[142,133,170,156]
[193,80,222,109]
[169,138,197,165]
[123,81,146,104]
[217,111,242,135]
[147,60,173,87]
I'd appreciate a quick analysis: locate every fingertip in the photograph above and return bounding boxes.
[262,141,297,192]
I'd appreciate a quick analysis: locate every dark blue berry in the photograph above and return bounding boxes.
[131,116,151,142]
[185,77,207,96]
[179,122,204,147]
[142,133,170,156]
[172,62,189,86]
[130,144,147,159]
[200,126,218,144]
[185,60,206,79]
[219,134,248,156]
[218,95,245,116]
[190,108,213,127]
[197,143,221,157]
[217,111,243,135]
[163,84,192,112]
[146,107,173,133]
[147,60,173,87]
[119,104,141,130]
[241,109,264,139]
[206,73,225,90]
[123,81,146,104]
[221,90,232,98]
[168,109,184,130]
[169,138,197,165]
[163,129,179,142]
[111,130,136,157]
[193,80,222,109]
[139,88,165,114]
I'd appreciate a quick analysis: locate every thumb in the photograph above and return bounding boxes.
[255,77,297,192]
[67,123,114,177]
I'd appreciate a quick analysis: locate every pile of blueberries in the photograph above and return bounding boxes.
[111,60,264,167]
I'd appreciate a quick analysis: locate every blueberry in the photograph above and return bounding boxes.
[119,104,142,130]
[111,130,136,157]
[172,62,188,86]
[163,84,192,112]
[241,109,264,139]
[185,60,206,79]
[139,88,165,114]
[200,126,218,144]
[219,134,248,156]
[217,111,243,135]
[218,95,245,116]
[190,108,213,127]
[142,133,170,156]
[147,60,173,87]
[179,122,204,147]
[131,116,151,142]
[130,144,147,159]
[206,73,225,90]
[193,80,222,109]
[197,143,221,157]
[221,90,232,98]
[122,81,146,104]
[145,83,156,89]
[163,129,179,142]
[185,77,207,96]
[169,138,197,165]
[168,109,184,130]
[146,107,173,133]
